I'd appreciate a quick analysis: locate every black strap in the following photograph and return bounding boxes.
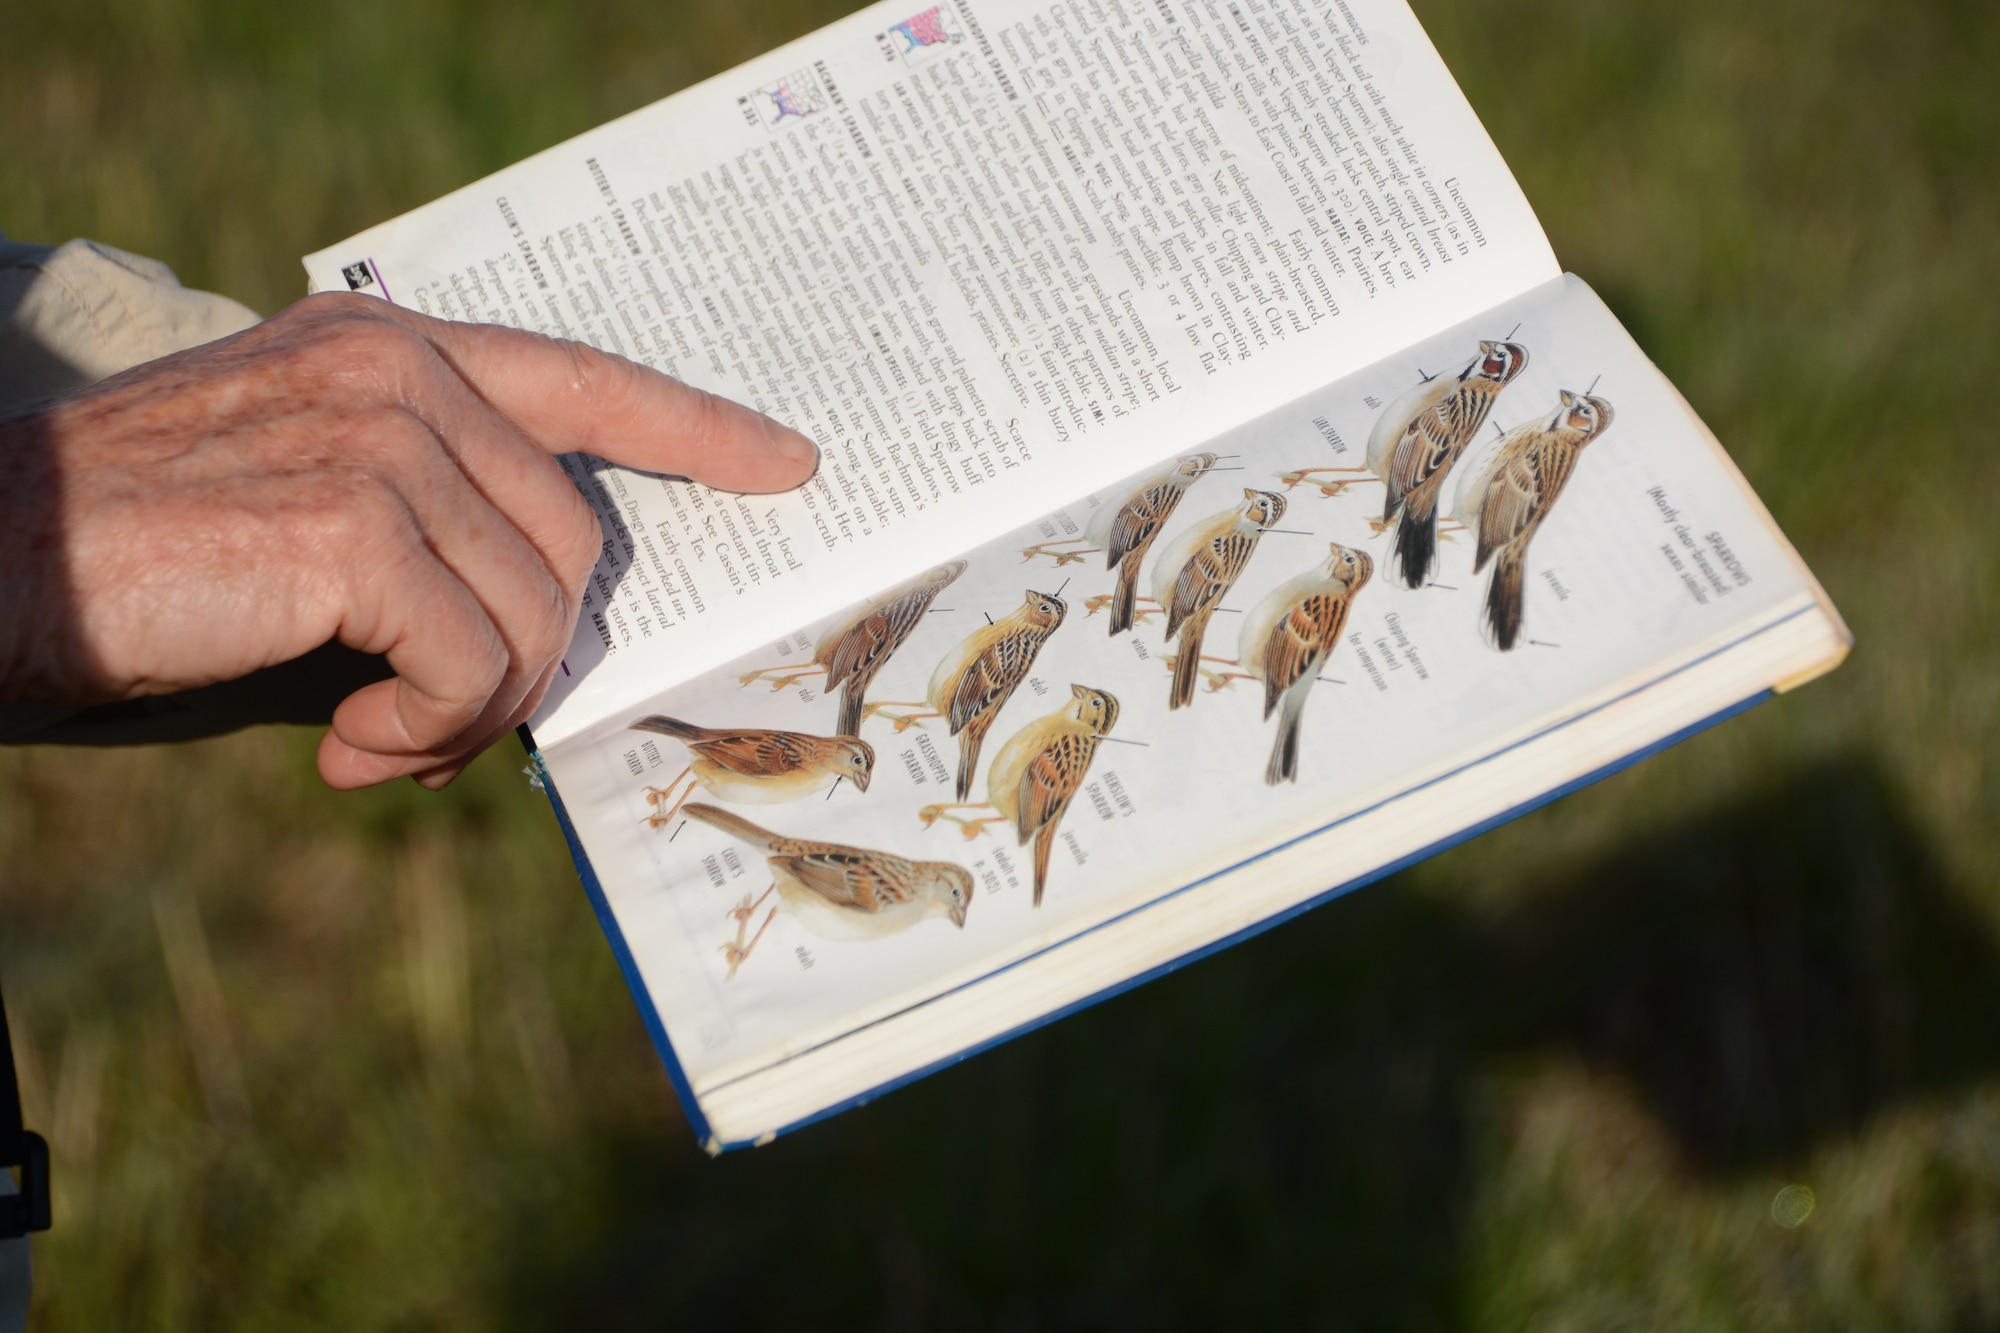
[0,978,51,1238]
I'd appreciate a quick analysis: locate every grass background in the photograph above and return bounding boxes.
[2,0,1996,1325]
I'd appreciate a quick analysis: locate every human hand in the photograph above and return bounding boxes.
[0,293,819,789]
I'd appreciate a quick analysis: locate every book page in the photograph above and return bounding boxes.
[535,275,1838,1094]
[303,0,1558,746]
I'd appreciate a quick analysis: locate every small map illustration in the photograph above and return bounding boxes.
[884,5,964,67]
[741,68,827,130]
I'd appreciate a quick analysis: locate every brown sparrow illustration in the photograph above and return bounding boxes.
[630,716,874,828]
[1367,340,1529,590]
[868,588,1072,792]
[681,803,974,978]
[739,561,965,735]
[1451,389,1615,650]
[1239,542,1373,784]
[892,589,1068,799]
[1085,452,1219,635]
[1152,488,1288,710]
[920,684,1119,906]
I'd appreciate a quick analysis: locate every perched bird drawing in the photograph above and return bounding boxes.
[1239,542,1373,785]
[1366,340,1529,590]
[1085,452,1219,635]
[889,588,1068,799]
[1153,488,1288,710]
[740,561,965,736]
[630,716,874,829]
[681,803,973,978]
[1450,388,1616,651]
[920,685,1119,906]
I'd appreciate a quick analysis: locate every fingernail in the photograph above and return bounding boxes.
[763,417,821,472]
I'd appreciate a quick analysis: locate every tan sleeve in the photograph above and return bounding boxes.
[0,233,260,418]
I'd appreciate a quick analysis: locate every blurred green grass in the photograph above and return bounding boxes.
[1,0,1996,1326]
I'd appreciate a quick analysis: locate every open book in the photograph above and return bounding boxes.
[305,0,1848,1150]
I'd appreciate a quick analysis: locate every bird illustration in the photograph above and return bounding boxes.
[1239,542,1373,785]
[681,803,973,978]
[919,684,1119,907]
[1152,488,1288,710]
[910,589,1069,799]
[630,716,873,829]
[1085,452,1219,635]
[1450,388,1616,650]
[1366,340,1529,590]
[737,561,965,734]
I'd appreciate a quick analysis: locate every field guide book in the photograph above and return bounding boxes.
[305,0,1849,1150]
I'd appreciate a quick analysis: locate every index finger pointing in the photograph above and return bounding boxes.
[388,306,820,494]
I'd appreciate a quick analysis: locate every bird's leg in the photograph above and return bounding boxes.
[1436,520,1468,541]
[722,906,778,980]
[640,768,698,829]
[1160,654,1257,692]
[1019,539,1102,567]
[726,884,777,928]
[736,662,826,690]
[1082,592,1162,623]
[1275,466,1376,491]
[860,701,942,732]
[917,802,1006,839]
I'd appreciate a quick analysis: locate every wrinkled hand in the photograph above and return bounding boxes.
[0,293,819,789]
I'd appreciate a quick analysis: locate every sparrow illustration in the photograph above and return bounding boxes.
[681,803,973,977]
[992,685,1119,906]
[1085,452,1219,635]
[920,589,1069,799]
[1239,542,1373,785]
[920,685,1119,906]
[1152,488,1288,710]
[1450,388,1616,650]
[1366,340,1529,590]
[630,716,874,829]
[740,561,964,736]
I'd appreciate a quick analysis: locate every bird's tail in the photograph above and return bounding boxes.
[1393,487,1438,590]
[954,716,993,801]
[1265,691,1306,786]
[1109,555,1139,636]
[1484,547,1526,651]
[680,803,779,852]
[1031,822,1055,907]
[836,684,865,739]
[1168,613,1207,711]
[629,715,708,742]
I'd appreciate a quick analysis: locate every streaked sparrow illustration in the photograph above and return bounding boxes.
[921,684,1119,906]
[1366,340,1529,589]
[1450,388,1615,650]
[1152,488,1287,710]
[1239,542,1373,784]
[681,803,973,978]
[1085,452,1218,635]
[630,716,873,828]
[739,561,965,736]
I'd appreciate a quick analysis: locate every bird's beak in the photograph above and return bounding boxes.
[950,901,968,928]
[852,767,872,793]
